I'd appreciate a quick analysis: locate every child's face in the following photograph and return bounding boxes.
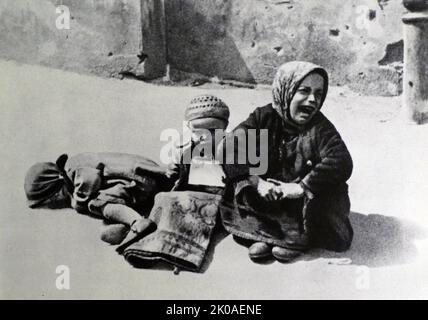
[39,187,71,209]
[191,128,217,144]
[289,72,324,125]
[188,122,227,146]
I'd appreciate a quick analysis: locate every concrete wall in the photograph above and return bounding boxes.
[166,0,405,95]
[0,0,156,79]
[0,0,405,96]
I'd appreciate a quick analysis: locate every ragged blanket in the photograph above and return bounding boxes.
[122,191,222,272]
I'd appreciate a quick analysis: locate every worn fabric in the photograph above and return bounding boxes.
[221,187,305,248]
[64,152,169,187]
[25,152,172,215]
[220,61,353,251]
[221,183,353,251]
[24,162,67,208]
[24,154,73,208]
[122,191,222,272]
[223,104,353,193]
[65,152,172,215]
[87,179,157,216]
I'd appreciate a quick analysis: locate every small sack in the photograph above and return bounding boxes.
[122,191,221,272]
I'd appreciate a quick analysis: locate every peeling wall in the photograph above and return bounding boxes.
[166,0,405,95]
[0,0,406,96]
[0,0,146,79]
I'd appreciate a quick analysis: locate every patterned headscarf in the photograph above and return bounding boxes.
[272,61,329,128]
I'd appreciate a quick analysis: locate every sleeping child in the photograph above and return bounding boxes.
[24,152,172,244]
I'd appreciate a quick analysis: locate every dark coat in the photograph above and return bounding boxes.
[220,104,354,251]
[223,104,353,194]
[62,152,172,215]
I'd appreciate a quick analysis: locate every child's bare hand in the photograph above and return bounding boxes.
[267,179,305,199]
[257,178,281,201]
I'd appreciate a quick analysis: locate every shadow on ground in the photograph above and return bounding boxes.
[205,211,428,269]
[301,212,428,267]
[123,211,428,273]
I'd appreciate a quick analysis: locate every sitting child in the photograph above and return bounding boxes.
[117,94,231,272]
[168,94,230,192]
[24,152,172,244]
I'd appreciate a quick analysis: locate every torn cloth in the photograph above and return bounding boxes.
[122,191,222,272]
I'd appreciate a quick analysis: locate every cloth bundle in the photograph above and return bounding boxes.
[121,191,221,272]
[220,183,307,249]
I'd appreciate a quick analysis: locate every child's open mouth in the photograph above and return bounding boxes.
[299,105,316,115]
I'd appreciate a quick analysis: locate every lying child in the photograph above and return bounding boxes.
[24,152,172,244]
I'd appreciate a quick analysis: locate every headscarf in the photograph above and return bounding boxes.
[272,61,329,131]
[24,154,73,208]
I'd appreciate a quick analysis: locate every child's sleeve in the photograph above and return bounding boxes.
[300,119,353,195]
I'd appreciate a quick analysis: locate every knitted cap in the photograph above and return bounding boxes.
[185,95,230,124]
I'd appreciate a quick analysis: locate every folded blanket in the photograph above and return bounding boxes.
[121,191,222,272]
